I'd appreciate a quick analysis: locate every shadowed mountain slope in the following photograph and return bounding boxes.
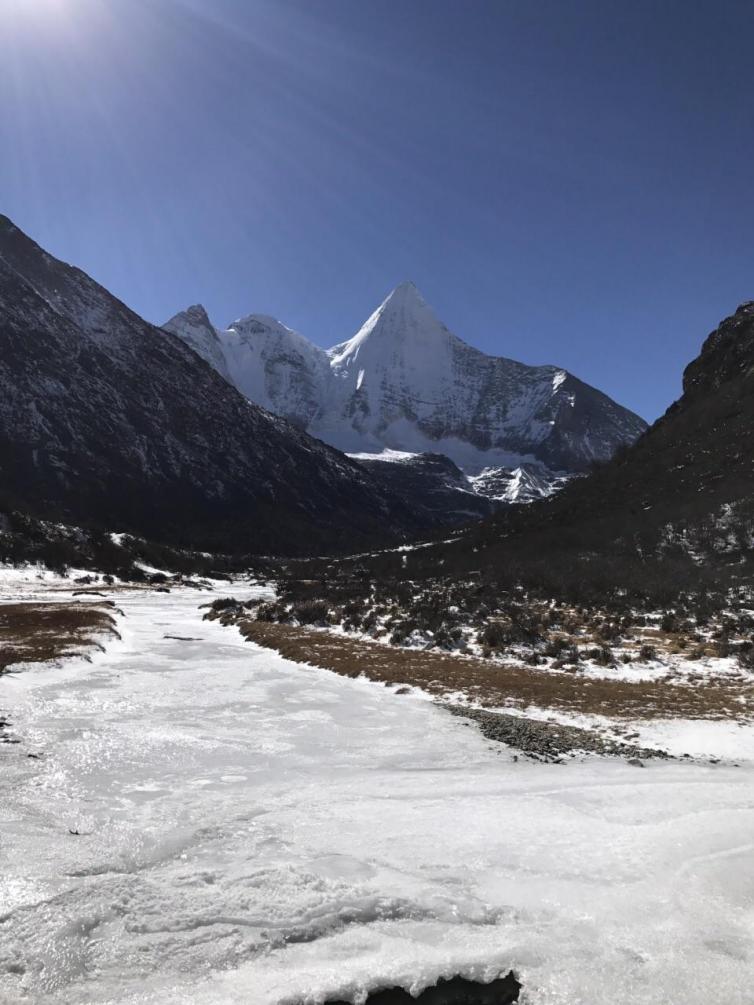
[398,301,754,593]
[0,216,420,555]
[293,301,754,602]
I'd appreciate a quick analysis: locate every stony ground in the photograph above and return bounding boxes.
[445,706,669,761]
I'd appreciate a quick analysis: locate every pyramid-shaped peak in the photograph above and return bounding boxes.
[380,280,427,310]
[328,281,452,366]
[365,280,448,337]
[390,279,419,295]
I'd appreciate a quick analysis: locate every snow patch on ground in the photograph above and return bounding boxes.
[0,575,751,1003]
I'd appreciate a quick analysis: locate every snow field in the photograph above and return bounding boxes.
[0,581,751,1004]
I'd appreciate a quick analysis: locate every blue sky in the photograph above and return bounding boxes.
[2,0,754,421]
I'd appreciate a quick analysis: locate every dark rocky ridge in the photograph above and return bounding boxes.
[281,300,754,603]
[355,453,496,525]
[409,300,754,593]
[0,216,421,555]
[682,300,754,397]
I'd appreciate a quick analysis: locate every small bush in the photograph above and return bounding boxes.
[479,621,507,651]
[544,637,568,658]
[660,612,677,633]
[210,597,240,612]
[291,599,330,625]
[588,646,614,666]
[715,637,731,659]
[256,601,288,622]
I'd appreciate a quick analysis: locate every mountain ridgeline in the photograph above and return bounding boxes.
[164,283,647,500]
[280,301,754,605]
[0,212,656,563]
[0,215,422,556]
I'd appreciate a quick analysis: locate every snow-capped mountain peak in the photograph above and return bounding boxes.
[166,308,330,429]
[181,303,213,326]
[163,284,647,483]
[227,313,321,358]
[163,304,229,379]
[329,281,451,368]
[229,313,292,334]
[0,214,418,554]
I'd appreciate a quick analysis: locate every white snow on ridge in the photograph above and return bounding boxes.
[163,283,646,481]
[346,448,421,463]
[469,463,573,503]
[0,581,751,1004]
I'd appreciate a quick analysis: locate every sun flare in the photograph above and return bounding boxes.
[2,0,76,31]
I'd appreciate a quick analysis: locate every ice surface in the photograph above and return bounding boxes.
[0,582,752,1004]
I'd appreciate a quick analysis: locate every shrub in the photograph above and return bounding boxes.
[596,622,621,642]
[210,597,240,612]
[432,628,455,649]
[544,637,568,658]
[291,599,330,625]
[479,621,508,651]
[661,612,677,633]
[256,601,288,622]
[589,646,614,666]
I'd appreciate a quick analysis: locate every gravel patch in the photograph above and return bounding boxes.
[446,704,670,761]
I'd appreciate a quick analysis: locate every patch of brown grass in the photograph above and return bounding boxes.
[0,603,119,671]
[230,619,752,721]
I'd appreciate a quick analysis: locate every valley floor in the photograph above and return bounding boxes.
[0,574,752,1004]
[223,618,754,761]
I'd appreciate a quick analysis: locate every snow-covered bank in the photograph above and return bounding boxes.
[0,584,752,1004]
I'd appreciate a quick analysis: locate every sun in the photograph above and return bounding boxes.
[1,0,76,30]
[2,0,71,10]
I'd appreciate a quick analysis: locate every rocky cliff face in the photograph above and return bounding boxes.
[682,301,754,398]
[163,304,231,381]
[469,465,574,505]
[163,310,328,431]
[384,300,754,591]
[321,282,646,473]
[0,216,420,555]
[355,452,496,526]
[165,282,647,495]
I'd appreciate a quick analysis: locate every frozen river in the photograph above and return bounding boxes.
[0,584,752,1004]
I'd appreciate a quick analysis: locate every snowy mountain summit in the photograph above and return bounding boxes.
[0,214,422,553]
[164,283,646,499]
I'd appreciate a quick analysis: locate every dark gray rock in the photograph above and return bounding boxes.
[0,215,421,555]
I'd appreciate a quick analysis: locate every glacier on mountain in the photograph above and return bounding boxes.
[164,282,646,501]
